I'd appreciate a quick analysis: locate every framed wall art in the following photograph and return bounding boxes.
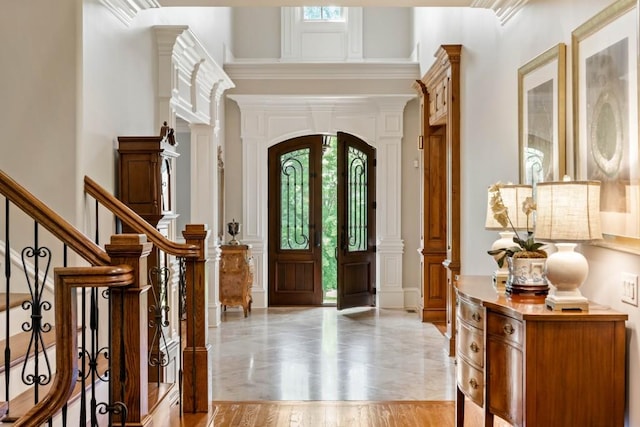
[518,43,566,185]
[573,0,640,253]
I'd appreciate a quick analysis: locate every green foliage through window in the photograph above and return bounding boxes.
[322,136,338,297]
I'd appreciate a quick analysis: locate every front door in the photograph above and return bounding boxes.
[336,132,376,310]
[268,133,376,307]
[268,136,323,305]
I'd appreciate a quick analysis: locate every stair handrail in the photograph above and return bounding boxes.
[84,176,199,258]
[0,170,111,266]
[13,265,134,427]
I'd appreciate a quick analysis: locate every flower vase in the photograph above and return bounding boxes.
[506,251,549,297]
[490,231,516,292]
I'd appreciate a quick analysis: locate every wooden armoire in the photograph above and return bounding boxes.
[414,45,461,357]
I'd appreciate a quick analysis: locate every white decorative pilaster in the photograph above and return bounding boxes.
[375,99,407,308]
[190,124,222,326]
[228,94,414,309]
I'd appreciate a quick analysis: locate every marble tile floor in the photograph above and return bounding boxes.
[208,306,457,402]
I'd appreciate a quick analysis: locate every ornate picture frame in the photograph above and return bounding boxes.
[518,43,566,185]
[573,0,640,253]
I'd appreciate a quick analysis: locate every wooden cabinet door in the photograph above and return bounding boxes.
[487,328,523,426]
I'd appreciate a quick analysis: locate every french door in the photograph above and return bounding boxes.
[267,132,376,308]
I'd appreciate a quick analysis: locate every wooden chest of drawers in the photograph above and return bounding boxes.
[219,244,253,317]
[455,276,627,427]
[456,293,485,407]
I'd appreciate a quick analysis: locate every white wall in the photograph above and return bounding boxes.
[414,1,639,424]
[81,2,231,239]
[230,7,413,60]
[0,0,81,221]
[364,8,413,59]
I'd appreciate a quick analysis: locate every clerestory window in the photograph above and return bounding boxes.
[303,7,344,21]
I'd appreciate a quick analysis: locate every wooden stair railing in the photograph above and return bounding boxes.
[84,176,199,258]
[85,175,212,413]
[13,265,134,427]
[0,170,110,267]
[0,169,156,424]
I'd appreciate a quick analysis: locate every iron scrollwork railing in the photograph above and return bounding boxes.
[20,223,53,403]
[148,266,171,384]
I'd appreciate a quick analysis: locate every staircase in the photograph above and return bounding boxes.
[0,170,214,426]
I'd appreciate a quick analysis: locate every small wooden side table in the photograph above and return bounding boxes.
[219,244,253,317]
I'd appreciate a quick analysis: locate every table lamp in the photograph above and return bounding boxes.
[535,179,602,311]
[485,184,533,291]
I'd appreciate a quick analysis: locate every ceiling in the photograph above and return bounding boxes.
[158,0,473,6]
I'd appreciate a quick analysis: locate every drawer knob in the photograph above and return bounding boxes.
[471,312,481,322]
[469,378,479,389]
[503,324,515,335]
[470,342,479,353]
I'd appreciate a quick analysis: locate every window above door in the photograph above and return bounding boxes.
[281,7,363,62]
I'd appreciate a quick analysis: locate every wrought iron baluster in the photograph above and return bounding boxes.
[4,198,11,415]
[148,266,171,387]
[21,221,53,405]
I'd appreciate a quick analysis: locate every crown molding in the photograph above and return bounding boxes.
[223,61,420,80]
[99,0,161,25]
[471,0,529,24]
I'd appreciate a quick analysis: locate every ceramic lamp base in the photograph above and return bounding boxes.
[545,290,589,311]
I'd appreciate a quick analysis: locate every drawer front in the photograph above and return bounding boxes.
[457,297,484,331]
[457,359,484,407]
[487,312,523,346]
[458,320,484,368]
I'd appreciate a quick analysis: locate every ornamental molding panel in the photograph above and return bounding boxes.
[99,0,160,26]
[228,94,414,308]
[224,62,420,80]
[154,25,235,130]
[471,0,530,24]
[153,25,234,327]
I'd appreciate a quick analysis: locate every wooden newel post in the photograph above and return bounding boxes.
[182,224,211,413]
[105,234,153,425]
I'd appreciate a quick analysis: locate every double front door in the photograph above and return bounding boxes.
[267,132,376,309]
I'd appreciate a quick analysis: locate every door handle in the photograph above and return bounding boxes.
[334,247,338,260]
[315,230,321,248]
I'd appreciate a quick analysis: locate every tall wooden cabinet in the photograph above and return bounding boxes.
[415,45,461,357]
[117,135,180,382]
[455,276,627,427]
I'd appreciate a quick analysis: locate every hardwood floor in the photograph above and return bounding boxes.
[211,400,454,426]
[168,399,512,426]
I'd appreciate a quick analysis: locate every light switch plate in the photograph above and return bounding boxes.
[621,272,638,307]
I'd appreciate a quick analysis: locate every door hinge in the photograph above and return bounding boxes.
[373,158,377,167]
[372,201,377,209]
[372,245,376,253]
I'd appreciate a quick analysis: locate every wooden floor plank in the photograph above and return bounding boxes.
[209,401,455,427]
